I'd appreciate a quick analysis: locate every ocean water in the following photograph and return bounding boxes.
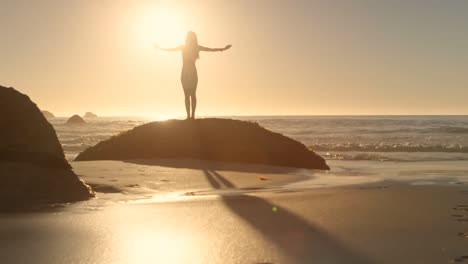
[242,115,468,162]
[46,115,468,185]
[50,115,468,163]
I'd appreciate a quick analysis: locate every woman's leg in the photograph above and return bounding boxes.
[191,78,198,119]
[182,74,197,120]
[183,89,190,119]
[191,92,197,119]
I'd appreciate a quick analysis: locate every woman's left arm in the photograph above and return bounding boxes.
[199,44,232,52]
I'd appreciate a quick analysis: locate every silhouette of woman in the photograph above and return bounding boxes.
[156,31,231,120]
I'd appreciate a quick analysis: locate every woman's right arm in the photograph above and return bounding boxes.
[199,44,232,52]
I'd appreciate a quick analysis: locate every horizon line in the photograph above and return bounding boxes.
[48,114,468,118]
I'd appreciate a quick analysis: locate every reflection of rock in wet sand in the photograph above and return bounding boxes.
[0,85,94,210]
[453,205,468,222]
[453,205,468,212]
[451,203,468,262]
[75,118,329,170]
[452,255,468,263]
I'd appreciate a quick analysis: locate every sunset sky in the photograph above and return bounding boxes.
[1,0,468,117]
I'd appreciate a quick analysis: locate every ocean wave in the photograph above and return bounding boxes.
[432,126,468,134]
[310,143,468,153]
[321,152,402,162]
[320,152,468,162]
[58,135,112,143]
[288,126,468,136]
[62,144,91,152]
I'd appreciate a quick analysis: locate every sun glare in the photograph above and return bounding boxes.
[145,113,181,121]
[138,8,187,48]
[121,229,201,263]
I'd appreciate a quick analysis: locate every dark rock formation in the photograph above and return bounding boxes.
[75,118,330,170]
[41,110,55,119]
[84,112,98,118]
[0,85,94,209]
[66,114,86,124]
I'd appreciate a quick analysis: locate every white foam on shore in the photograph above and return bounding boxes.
[285,174,381,189]
[322,159,468,185]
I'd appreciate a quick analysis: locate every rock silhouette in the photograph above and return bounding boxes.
[75,118,330,170]
[41,110,55,119]
[84,112,98,118]
[0,85,94,209]
[66,114,86,124]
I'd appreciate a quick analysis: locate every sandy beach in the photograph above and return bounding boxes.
[1,159,467,263]
[4,1,468,262]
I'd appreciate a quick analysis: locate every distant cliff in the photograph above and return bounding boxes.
[84,112,98,118]
[75,118,330,170]
[41,110,55,119]
[66,114,86,124]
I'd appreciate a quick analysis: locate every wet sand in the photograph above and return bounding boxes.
[0,159,467,263]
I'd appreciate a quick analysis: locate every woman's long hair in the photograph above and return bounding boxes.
[184,31,199,60]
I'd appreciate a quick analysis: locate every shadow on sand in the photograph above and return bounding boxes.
[124,158,304,175]
[202,170,372,264]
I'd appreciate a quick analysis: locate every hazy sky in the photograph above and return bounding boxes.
[1,0,468,117]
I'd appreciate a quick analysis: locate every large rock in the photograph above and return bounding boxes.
[84,112,98,118]
[76,118,330,170]
[66,114,86,124]
[0,86,94,209]
[41,110,55,119]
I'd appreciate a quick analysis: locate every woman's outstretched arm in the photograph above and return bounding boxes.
[199,44,232,52]
[154,44,182,51]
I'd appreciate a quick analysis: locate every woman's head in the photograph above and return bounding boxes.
[185,31,198,46]
[184,31,199,60]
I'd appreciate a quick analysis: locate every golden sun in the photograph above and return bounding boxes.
[138,8,187,48]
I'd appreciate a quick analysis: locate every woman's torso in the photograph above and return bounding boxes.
[181,46,198,79]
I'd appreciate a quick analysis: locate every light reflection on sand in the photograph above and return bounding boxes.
[129,191,210,204]
[121,229,200,263]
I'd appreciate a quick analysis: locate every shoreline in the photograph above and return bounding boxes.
[71,159,311,203]
[71,158,468,200]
